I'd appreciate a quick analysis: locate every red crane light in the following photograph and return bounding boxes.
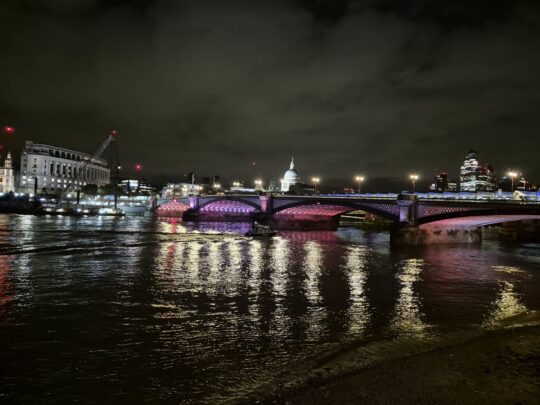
[135,163,143,171]
[110,130,118,137]
[3,126,15,135]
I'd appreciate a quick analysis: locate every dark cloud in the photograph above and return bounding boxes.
[0,0,539,190]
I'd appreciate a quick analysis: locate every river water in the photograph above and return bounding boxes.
[0,215,539,403]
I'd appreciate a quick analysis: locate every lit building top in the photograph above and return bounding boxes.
[22,141,108,168]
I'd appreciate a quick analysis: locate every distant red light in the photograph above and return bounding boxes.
[3,126,15,135]
[135,164,142,171]
[110,130,118,137]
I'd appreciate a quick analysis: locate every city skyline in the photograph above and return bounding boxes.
[2,134,538,192]
[1,1,539,188]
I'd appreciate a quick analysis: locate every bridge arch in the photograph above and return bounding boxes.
[156,199,191,217]
[198,198,260,219]
[198,197,261,211]
[272,200,399,221]
[420,214,540,228]
[418,207,540,226]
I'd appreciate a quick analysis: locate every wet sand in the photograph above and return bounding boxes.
[242,316,540,404]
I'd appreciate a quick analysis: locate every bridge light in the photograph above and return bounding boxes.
[409,174,419,194]
[254,179,264,192]
[355,176,365,194]
[311,177,320,194]
[507,171,518,192]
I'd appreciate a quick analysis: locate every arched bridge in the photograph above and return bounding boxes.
[156,194,540,234]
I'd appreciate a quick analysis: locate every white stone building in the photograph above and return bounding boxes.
[280,158,301,192]
[0,152,15,193]
[19,141,110,194]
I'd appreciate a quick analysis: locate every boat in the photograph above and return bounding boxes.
[245,222,277,237]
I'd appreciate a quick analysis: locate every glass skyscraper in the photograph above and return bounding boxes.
[459,150,497,192]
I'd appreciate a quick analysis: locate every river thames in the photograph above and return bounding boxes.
[1,215,539,403]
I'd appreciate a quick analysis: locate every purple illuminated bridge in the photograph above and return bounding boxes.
[156,194,540,244]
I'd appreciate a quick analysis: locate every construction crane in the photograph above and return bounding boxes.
[56,131,119,207]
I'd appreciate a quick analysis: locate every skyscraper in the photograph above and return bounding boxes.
[476,164,497,191]
[459,150,497,192]
[460,150,480,192]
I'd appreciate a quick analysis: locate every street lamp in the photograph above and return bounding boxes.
[409,174,419,194]
[507,171,518,192]
[254,179,263,190]
[312,177,320,194]
[355,176,365,194]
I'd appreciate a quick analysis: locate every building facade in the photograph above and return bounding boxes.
[459,150,497,192]
[161,182,200,198]
[120,179,155,195]
[20,141,110,194]
[0,152,15,193]
[430,172,458,192]
[430,172,449,192]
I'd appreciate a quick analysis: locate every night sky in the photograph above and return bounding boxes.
[1,0,539,191]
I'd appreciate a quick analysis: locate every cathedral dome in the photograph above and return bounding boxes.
[283,158,299,180]
[281,158,300,192]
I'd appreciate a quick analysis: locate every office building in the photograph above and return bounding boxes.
[459,150,497,192]
[20,141,110,194]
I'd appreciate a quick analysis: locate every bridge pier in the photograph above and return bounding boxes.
[390,224,482,245]
[259,195,273,215]
[188,196,200,210]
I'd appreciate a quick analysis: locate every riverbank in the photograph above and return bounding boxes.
[242,314,540,404]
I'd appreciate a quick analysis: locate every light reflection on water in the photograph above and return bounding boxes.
[0,215,539,403]
[391,259,429,336]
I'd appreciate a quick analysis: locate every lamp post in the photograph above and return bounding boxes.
[355,176,365,194]
[312,177,320,194]
[254,179,263,191]
[409,174,419,194]
[507,171,518,192]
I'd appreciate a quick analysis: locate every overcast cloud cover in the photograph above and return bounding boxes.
[1,0,539,190]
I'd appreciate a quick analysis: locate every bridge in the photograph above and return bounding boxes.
[155,194,540,244]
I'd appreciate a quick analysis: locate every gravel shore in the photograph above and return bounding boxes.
[263,324,540,404]
[221,311,538,405]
